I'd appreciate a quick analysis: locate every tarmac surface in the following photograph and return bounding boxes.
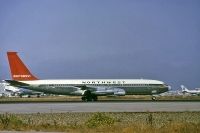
[0,102,200,113]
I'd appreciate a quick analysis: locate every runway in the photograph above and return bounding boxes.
[0,102,200,114]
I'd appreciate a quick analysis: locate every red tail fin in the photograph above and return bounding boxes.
[7,52,38,81]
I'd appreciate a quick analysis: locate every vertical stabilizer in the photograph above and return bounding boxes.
[7,52,38,81]
[181,85,188,92]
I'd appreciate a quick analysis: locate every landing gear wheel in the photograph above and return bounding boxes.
[82,90,98,102]
[91,95,98,101]
[152,96,157,101]
[85,90,92,101]
[81,96,86,101]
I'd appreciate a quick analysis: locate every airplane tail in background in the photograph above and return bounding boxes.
[181,85,189,92]
[7,52,38,81]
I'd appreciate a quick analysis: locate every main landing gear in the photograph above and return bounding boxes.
[81,90,98,102]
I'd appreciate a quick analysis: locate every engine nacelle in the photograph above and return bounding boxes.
[113,88,126,96]
[93,87,125,96]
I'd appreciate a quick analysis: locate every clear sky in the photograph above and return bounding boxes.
[0,0,199,90]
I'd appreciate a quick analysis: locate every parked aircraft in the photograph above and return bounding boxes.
[1,82,19,93]
[0,82,42,97]
[181,85,200,95]
[5,52,169,101]
[0,83,7,96]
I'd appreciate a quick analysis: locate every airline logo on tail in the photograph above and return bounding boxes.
[13,75,32,78]
[7,52,38,81]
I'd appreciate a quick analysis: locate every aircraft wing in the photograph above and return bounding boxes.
[75,85,98,91]
[74,85,125,96]
[75,85,87,90]
[85,86,125,96]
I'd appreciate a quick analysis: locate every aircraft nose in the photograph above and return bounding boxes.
[163,84,170,92]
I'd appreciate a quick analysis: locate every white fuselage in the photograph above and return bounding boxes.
[184,90,200,94]
[22,79,164,85]
[18,79,169,96]
[181,85,200,95]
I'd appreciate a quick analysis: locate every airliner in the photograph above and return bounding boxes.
[5,52,169,101]
[0,82,42,97]
[181,85,200,95]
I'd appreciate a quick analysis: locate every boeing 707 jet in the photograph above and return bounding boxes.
[181,85,200,95]
[5,52,169,101]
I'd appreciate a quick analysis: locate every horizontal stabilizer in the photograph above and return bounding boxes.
[5,80,29,87]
